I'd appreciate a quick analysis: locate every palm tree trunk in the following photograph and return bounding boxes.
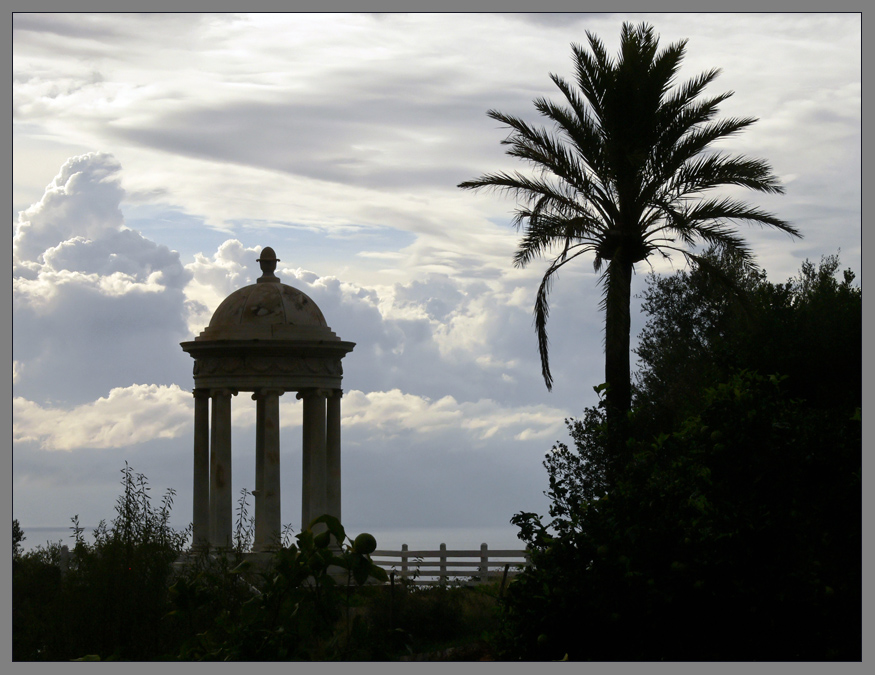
[604,258,634,477]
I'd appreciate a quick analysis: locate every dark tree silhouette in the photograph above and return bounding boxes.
[459,22,798,451]
[633,248,861,428]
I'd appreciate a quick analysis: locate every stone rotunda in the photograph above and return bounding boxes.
[181,247,355,550]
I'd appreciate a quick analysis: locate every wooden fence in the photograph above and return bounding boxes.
[370,543,531,586]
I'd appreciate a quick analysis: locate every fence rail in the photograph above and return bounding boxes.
[370,543,531,586]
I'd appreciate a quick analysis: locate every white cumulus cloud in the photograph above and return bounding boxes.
[341,389,567,446]
[12,153,194,406]
[13,384,192,452]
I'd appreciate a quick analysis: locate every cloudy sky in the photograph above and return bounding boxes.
[11,13,861,552]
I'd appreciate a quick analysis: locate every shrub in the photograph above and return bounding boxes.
[14,469,510,661]
[13,464,190,660]
[499,372,861,661]
[166,514,390,661]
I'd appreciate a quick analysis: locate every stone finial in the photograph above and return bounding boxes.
[256,247,281,283]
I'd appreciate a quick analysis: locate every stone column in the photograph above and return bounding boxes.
[192,389,211,549]
[326,390,342,523]
[210,389,234,549]
[253,392,265,546]
[253,389,283,551]
[299,389,327,531]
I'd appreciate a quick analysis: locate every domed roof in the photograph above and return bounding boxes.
[191,247,339,342]
[208,282,327,329]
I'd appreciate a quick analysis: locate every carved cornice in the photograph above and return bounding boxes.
[181,338,355,359]
[192,355,343,377]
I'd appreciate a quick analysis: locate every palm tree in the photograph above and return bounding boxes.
[459,22,799,437]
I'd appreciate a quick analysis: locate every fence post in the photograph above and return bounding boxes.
[401,543,408,581]
[480,542,488,583]
[439,543,447,585]
[390,571,396,628]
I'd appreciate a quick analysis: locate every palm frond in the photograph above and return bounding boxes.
[573,38,612,120]
[534,247,591,390]
[682,197,798,235]
[649,95,739,175]
[535,85,603,169]
[513,212,602,268]
[672,153,786,196]
[485,109,605,200]
[547,73,605,152]
[458,170,577,210]
[660,68,722,114]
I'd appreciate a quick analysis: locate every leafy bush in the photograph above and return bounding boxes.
[13,464,190,660]
[490,251,859,661]
[14,466,499,661]
[167,514,389,661]
[634,248,861,428]
[499,371,861,661]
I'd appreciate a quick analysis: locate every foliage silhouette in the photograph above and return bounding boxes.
[166,514,389,661]
[13,518,24,558]
[502,372,860,661]
[498,255,861,661]
[13,464,190,660]
[14,469,502,661]
[634,247,861,428]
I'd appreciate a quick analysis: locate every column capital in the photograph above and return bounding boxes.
[210,388,237,397]
[193,388,211,399]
